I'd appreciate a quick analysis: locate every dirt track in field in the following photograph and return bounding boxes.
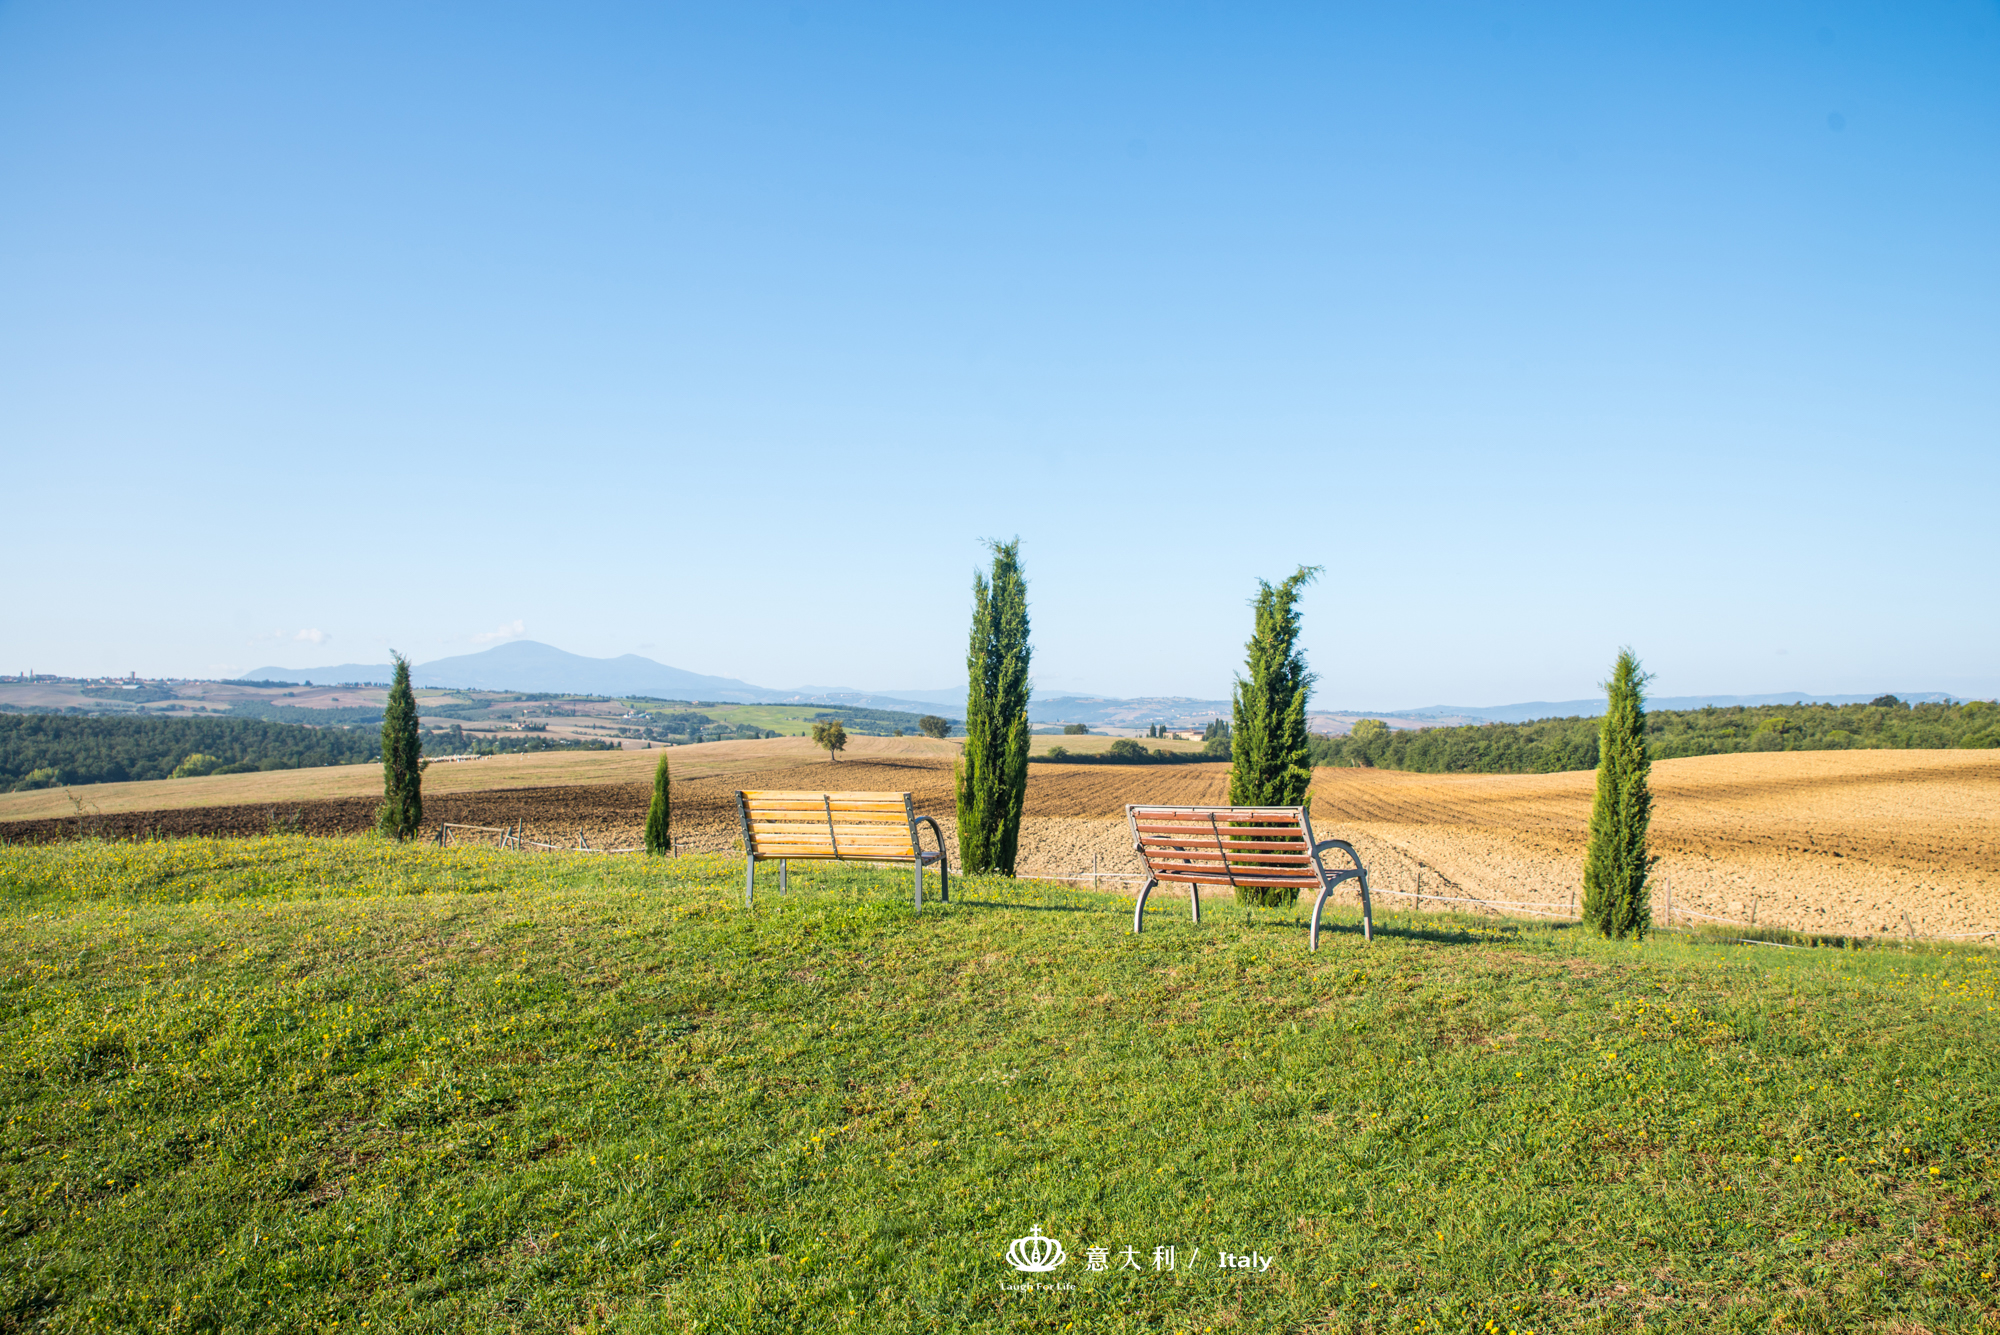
[6,748,1994,939]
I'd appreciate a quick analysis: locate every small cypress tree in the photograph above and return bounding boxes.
[956,539,1032,875]
[375,652,423,840]
[1227,566,1321,906]
[644,750,671,855]
[1581,648,1654,938]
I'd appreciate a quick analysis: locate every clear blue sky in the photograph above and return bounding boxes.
[4,2,1995,707]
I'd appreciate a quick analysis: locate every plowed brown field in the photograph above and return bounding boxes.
[5,744,1993,939]
[1306,750,2000,938]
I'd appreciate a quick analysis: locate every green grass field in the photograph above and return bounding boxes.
[1,838,1995,1334]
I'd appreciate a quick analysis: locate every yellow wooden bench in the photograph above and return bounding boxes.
[1126,803,1373,949]
[735,790,951,909]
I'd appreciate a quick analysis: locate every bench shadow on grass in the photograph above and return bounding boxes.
[955,880,1564,948]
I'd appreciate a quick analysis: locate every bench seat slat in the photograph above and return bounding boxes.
[744,804,910,816]
[1137,827,1305,836]
[1138,844,1313,858]
[1131,806,1304,818]
[1150,871,1319,888]
[741,791,916,803]
[744,823,916,835]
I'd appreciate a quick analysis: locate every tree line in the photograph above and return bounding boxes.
[1,715,378,791]
[1310,695,1998,774]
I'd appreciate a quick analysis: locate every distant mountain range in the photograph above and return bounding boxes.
[246,641,1962,728]
[244,641,957,715]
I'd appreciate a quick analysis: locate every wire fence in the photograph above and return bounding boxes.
[431,821,654,855]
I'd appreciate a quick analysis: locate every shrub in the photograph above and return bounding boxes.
[644,751,671,854]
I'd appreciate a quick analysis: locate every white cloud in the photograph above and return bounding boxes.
[294,628,329,646]
[471,619,527,645]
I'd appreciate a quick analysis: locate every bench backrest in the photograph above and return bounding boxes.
[738,790,920,862]
[1126,804,1327,891]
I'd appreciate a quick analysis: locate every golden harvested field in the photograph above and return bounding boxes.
[4,741,1993,939]
[0,736,961,822]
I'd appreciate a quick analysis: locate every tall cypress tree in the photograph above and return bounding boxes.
[1582,648,1654,938]
[1227,567,1321,906]
[644,750,672,855]
[375,652,423,840]
[955,539,1031,875]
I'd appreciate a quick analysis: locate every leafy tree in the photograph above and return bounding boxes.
[375,652,423,840]
[0,715,376,788]
[917,715,951,739]
[644,750,672,855]
[1064,723,1089,736]
[811,718,848,761]
[1201,718,1232,759]
[1582,649,1654,939]
[169,753,224,779]
[1227,567,1321,906]
[956,539,1032,875]
[13,767,60,791]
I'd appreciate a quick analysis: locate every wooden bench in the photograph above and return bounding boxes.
[1125,804,1373,949]
[735,790,951,909]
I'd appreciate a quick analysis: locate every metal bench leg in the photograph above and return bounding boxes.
[745,857,755,909]
[779,859,788,894]
[1133,876,1158,933]
[1191,882,1201,925]
[915,816,950,903]
[914,858,923,910]
[1359,870,1373,943]
[1310,886,1332,952]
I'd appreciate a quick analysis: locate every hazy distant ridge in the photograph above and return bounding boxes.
[248,642,1959,726]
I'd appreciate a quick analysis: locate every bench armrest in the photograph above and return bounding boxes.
[1313,837,1363,869]
[914,815,950,902]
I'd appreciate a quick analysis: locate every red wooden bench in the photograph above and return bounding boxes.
[1125,804,1373,949]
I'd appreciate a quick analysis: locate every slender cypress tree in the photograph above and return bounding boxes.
[1581,648,1654,938]
[375,652,423,840]
[644,750,672,855]
[955,539,1032,875]
[1227,567,1321,906]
